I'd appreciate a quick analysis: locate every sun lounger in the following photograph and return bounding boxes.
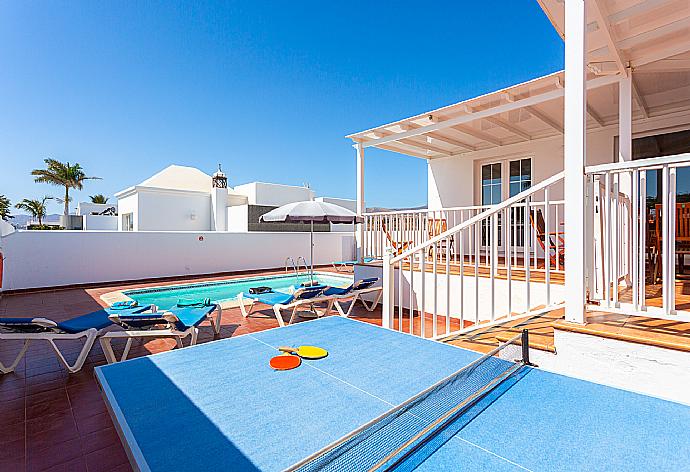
[238,285,335,327]
[323,277,382,317]
[100,303,222,364]
[0,304,146,374]
[331,257,376,271]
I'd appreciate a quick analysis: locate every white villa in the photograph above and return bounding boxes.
[114,164,355,232]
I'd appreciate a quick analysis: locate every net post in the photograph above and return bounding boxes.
[521,329,531,366]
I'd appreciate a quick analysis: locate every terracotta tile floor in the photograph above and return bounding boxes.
[0,267,412,472]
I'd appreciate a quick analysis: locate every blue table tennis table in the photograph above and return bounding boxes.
[96,316,690,472]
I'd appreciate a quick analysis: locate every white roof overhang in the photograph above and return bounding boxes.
[348,0,690,159]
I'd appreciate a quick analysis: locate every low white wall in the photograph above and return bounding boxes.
[83,214,118,230]
[0,230,354,291]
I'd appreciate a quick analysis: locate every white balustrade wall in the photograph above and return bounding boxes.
[0,230,354,291]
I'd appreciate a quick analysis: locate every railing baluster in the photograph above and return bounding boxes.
[632,169,639,310]
[669,166,677,314]
[432,242,438,338]
[639,170,647,309]
[524,197,531,312]
[420,249,426,337]
[474,221,480,326]
[613,174,620,307]
[459,230,465,330]
[604,172,611,307]
[544,188,551,306]
[506,206,512,318]
[398,260,403,332]
[409,251,414,335]
[445,238,451,335]
[490,213,497,322]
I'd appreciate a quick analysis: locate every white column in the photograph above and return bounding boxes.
[355,143,365,262]
[564,0,587,324]
[619,74,632,163]
[211,187,228,231]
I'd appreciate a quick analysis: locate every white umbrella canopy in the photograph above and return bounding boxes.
[260,201,361,283]
[259,200,362,224]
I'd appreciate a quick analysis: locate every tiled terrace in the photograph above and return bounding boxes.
[4,268,690,471]
[0,268,391,472]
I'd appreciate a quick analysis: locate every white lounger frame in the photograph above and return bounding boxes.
[333,286,383,317]
[238,293,336,327]
[0,327,105,374]
[100,304,222,364]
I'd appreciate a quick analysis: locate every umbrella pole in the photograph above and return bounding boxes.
[310,221,314,284]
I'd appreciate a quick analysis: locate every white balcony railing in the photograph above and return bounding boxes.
[380,172,566,339]
[585,152,690,322]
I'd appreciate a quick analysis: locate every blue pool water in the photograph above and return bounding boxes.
[124,272,353,310]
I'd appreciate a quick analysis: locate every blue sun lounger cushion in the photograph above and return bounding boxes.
[0,305,144,334]
[109,300,139,310]
[109,305,216,331]
[244,285,326,305]
[324,277,379,296]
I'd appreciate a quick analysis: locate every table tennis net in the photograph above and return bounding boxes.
[286,331,529,472]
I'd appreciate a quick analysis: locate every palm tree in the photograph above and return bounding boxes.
[0,195,12,221]
[31,159,100,217]
[15,196,53,227]
[90,194,109,204]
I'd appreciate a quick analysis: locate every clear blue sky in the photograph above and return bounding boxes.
[0,1,564,214]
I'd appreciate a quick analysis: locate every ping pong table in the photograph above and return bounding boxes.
[96,316,690,471]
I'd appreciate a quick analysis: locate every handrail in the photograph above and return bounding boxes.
[585,152,690,174]
[390,171,565,263]
[364,201,565,217]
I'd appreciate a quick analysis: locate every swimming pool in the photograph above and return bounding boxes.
[123,272,353,310]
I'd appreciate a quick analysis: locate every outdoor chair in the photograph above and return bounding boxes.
[381,220,413,256]
[529,209,565,268]
[427,218,454,259]
[100,303,222,364]
[331,257,376,272]
[238,285,334,327]
[323,277,383,317]
[652,203,690,283]
[0,304,145,373]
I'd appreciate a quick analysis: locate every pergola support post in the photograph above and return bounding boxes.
[564,0,588,324]
[355,143,366,262]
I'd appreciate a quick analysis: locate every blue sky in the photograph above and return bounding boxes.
[0,1,564,214]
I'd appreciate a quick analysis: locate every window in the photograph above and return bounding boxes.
[509,158,532,197]
[481,162,502,205]
[122,213,134,231]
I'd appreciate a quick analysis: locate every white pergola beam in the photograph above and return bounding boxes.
[403,122,477,151]
[636,58,690,72]
[451,124,503,146]
[608,0,671,25]
[630,39,690,68]
[359,74,620,149]
[591,0,628,75]
[526,106,564,133]
[484,116,532,141]
[631,76,649,119]
[616,17,690,51]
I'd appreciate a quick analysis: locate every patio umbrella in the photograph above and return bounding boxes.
[260,201,362,284]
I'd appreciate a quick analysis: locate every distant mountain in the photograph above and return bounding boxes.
[9,214,62,228]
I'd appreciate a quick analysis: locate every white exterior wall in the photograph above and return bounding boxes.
[0,230,354,290]
[136,190,211,231]
[428,156,475,209]
[227,205,249,232]
[117,194,139,231]
[234,182,315,206]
